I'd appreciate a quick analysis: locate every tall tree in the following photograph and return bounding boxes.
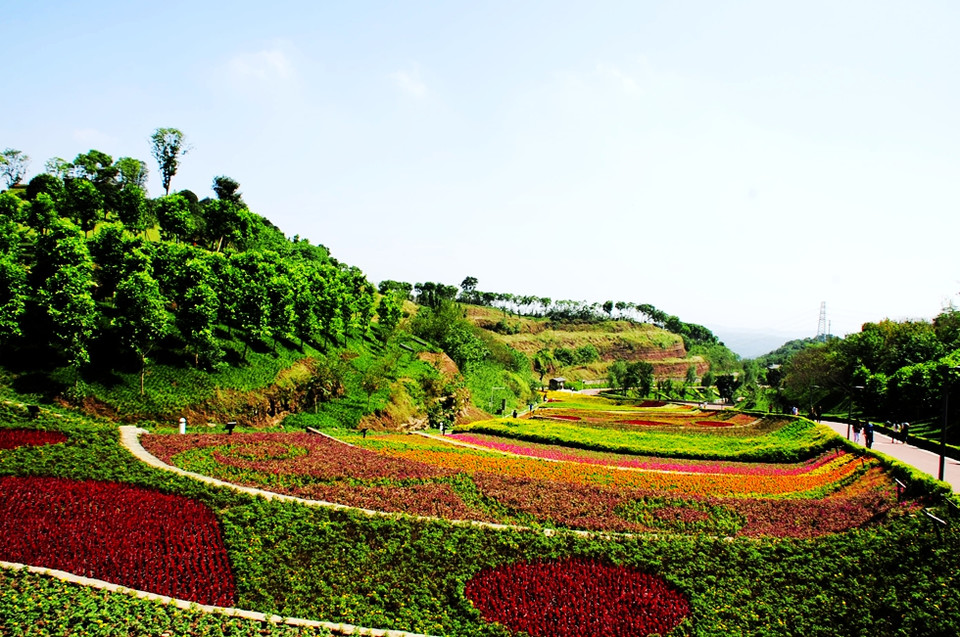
[35,219,98,379]
[0,148,30,187]
[115,270,170,395]
[150,128,189,195]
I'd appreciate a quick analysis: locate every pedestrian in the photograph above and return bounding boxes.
[864,421,874,449]
[853,421,862,444]
[891,422,901,443]
[815,405,823,423]
[901,422,910,444]
[439,421,445,435]
[512,409,518,419]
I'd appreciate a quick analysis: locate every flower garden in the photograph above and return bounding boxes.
[2,394,960,636]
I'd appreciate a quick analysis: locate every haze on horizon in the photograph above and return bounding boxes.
[5,1,959,350]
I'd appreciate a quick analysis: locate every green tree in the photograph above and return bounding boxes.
[202,198,253,252]
[0,148,30,187]
[631,361,655,397]
[116,184,149,233]
[63,178,103,235]
[35,219,98,379]
[114,157,148,190]
[0,192,25,224]
[533,348,555,383]
[716,374,742,404]
[25,173,64,204]
[289,263,320,348]
[0,252,27,343]
[26,192,58,234]
[155,193,192,242]
[212,175,244,205]
[176,258,222,367]
[460,276,478,303]
[115,270,170,395]
[376,290,404,342]
[150,128,189,195]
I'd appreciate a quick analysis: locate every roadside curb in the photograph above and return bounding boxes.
[0,560,432,637]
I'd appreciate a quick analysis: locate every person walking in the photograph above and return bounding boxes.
[864,421,874,449]
[900,422,910,445]
[853,421,862,444]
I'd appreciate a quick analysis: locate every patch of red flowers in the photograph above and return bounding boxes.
[695,421,734,427]
[0,476,235,606]
[0,429,67,450]
[465,558,691,636]
[548,415,582,421]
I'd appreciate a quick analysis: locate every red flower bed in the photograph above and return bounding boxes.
[548,415,581,421]
[637,400,667,408]
[0,476,235,606]
[0,429,67,450]
[695,420,734,428]
[465,558,690,636]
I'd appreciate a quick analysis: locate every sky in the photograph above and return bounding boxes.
[5,1,960,356]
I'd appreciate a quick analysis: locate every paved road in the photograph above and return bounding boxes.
[822,420,960,492]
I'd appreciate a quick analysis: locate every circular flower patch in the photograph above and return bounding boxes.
[465,558,690,636]
[0,429,67,450]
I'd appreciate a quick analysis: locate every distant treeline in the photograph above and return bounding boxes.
[378,278,720,349]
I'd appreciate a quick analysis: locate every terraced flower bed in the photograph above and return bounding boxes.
[2,396,958,636]
[143,421,909,538]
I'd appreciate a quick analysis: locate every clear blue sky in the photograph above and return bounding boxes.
[5,1,960,351]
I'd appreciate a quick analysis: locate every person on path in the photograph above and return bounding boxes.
[901,422,910,444]
[864,421,874,449]
[853,421,862,444]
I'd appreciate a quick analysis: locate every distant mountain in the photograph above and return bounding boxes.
[706,327,813,360]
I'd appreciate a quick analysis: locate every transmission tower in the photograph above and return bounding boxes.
[816,302,828,342]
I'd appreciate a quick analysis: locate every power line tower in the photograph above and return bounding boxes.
[816,302,828,342]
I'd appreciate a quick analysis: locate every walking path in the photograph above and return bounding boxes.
[821,420,960,492]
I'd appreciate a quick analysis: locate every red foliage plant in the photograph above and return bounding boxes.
[0,429,67,450]
[0,476,235,606]
[465,558,691,637]
[694,421,734,428]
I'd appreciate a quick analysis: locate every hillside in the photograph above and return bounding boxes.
[465,305,708,381]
